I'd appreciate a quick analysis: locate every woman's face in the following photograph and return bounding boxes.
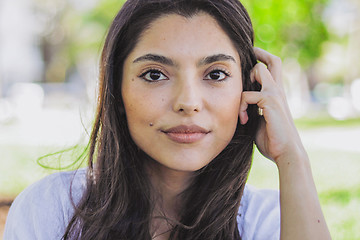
[122,13,242,172]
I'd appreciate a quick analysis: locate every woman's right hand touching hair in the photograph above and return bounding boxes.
[239,48,332,240]
[240,47,303,165]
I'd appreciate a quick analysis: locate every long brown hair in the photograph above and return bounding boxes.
[63,0,261,239]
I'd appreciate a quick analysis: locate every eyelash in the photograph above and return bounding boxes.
[138,68,231,82]
[204,68,231,82]
[138,68,169,82]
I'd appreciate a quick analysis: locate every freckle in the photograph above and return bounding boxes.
[149,123,153,127]
[287,162,290,165]
[161,98,164,102]
[131,78,134,82]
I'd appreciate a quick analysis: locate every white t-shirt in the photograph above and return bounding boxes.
[4,169,280,240]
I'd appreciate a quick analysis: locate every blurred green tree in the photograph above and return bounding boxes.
[40,0,330,83]
[77,0,329,68]
[242,0,329,68]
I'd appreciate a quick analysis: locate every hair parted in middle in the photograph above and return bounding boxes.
[63,0,261,239]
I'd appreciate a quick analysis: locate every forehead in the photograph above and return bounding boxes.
[128,13,240,63]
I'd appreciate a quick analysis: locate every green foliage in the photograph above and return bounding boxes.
[64,0,330,68]
[83,0,126,26]
[66,0,126,61]
[44,0,330,82]
[241,0,329,68]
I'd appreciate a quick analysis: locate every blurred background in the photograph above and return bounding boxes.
[0,0,359,238]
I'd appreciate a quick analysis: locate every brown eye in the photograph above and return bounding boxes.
[140,70,168,82]
[204,70,229,81]
[209,71,221,80]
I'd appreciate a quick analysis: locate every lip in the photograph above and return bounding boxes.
[161,125,210,144]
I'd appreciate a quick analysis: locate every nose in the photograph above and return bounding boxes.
[172,78,203,115]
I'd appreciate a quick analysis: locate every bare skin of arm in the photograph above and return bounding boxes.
[239,47,331,240]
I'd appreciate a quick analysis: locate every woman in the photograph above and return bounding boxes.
[4,0,331,239]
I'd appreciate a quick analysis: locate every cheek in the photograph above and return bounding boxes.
[122,90,155,151]
[212,85,241,117]
[211,87,242,135]
[218,95,240,126]
[122,85,167,132]
[123,93,151,128]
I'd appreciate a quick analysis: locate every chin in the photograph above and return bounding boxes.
[156,153,218,173]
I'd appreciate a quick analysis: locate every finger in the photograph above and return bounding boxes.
[239,91,263,124]
[254,47,282,86]
[250,69,255,83]
[252,63,276,90]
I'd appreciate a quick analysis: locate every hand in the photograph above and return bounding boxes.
[239,48,305,165]
[239,49,331,239]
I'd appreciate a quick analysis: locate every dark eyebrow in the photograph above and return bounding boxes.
[133,54,175,66]
[198,54,236,66]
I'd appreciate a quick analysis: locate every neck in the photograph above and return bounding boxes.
[149,160,195,211]
[147,160,195,238]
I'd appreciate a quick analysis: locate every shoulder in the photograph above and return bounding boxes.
[237,184,280,240]
[4,169,86,240]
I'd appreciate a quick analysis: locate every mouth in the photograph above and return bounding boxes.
[161,125,210,144]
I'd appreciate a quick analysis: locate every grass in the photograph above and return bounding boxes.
[0,144,87,198]
[294,116,360,129]
[1,117,359,239]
